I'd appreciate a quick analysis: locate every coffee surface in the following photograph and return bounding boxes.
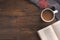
[42,10,53,21]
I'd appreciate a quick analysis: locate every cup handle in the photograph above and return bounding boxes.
[53,10,58,14]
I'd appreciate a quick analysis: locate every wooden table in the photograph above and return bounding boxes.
[0,0,57,40]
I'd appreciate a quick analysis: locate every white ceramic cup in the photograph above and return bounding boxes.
[41,8,58,22]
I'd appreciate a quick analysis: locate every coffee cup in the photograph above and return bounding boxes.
[41,7,58,22]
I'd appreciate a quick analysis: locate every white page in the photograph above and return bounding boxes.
[37,25,58,40]
[52,20,60,40]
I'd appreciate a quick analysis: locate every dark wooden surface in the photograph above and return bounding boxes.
[0,0,57,40]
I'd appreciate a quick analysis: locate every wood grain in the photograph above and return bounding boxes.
[0,0,57,40]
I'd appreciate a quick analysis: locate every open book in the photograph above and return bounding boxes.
[37,20,60,40]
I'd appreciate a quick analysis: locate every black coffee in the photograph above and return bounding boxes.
[42,10,53,21]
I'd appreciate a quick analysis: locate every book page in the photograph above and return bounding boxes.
[37,25,58,40]
[52,20,60,40]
